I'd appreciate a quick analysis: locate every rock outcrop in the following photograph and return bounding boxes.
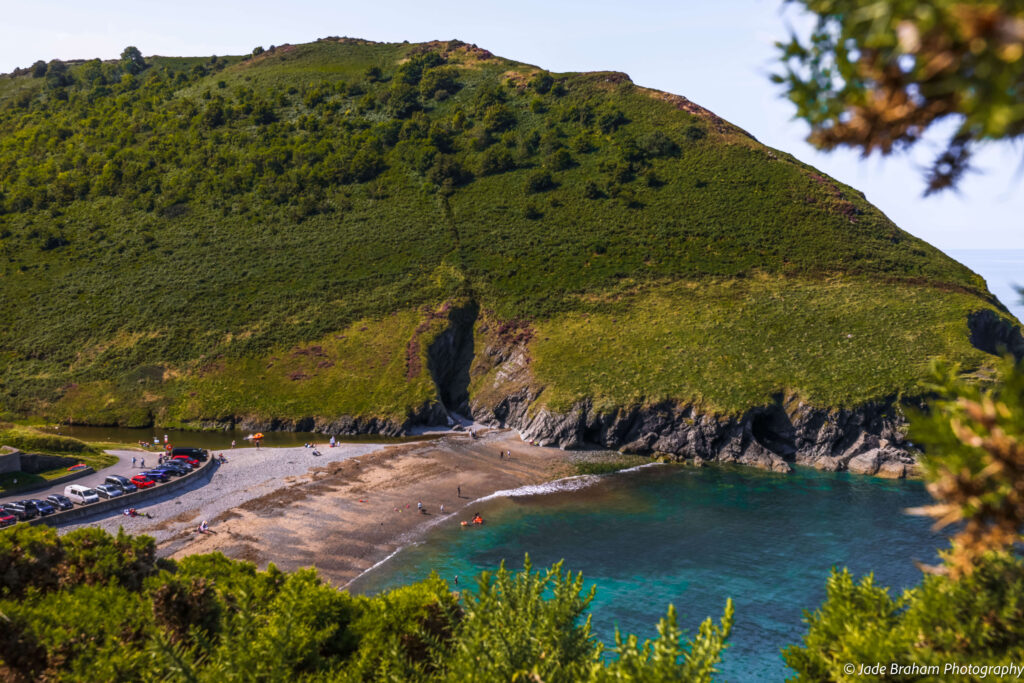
[471,389,917,477]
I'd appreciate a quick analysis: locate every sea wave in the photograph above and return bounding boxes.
[472,461,665,503]
[471,474,601,503]
[617,461,666,474]
[343,545,409,589]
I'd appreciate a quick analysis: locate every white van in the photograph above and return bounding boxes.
[64,484,99,505]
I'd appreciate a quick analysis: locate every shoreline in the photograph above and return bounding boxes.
[63,430,573,586]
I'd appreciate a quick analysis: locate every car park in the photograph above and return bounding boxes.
[46,494,74,511]
[140,470,170,483]
[64,485,100,505]
[105,475,137,493]
[130,474,155,489]
[1,502,31,520]
[94,484,124,499]
[0,514,16,527]
[24,499,55,516]
[170,447,209,462]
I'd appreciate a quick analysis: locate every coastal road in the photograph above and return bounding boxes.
[0,449,141,506]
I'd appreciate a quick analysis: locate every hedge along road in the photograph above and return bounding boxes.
[22,454,219,528]
[0,449,146,507]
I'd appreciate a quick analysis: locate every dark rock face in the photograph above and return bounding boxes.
[471,390,918,478]
[967,309,1024,360]
[426,301,479,416]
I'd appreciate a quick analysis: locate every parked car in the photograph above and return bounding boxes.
[1,502,31,520]
[170,447,209,462]
[140,470,170,483]
[94,484,124,499]
[64,485,100,505]
[46,494,74,511]
[0,514,16,527]
[130,474,155,489]
[105,475,137,493]
[166,459,194,471]
[151,465,184,478]
[171,455,200,468]
[24,499,55,516]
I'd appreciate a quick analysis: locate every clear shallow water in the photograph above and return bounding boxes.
[350,465,945,680]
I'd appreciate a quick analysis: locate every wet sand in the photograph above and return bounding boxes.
[76,431,571,586]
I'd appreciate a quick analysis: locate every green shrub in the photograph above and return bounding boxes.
[0,528,733,681]
[525,169,555,193]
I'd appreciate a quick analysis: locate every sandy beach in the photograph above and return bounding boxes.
[67,430,572,586]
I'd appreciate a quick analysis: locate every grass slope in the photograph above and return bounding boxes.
[0,38,1011,425]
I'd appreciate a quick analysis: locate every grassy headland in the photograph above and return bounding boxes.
[0,38,1011,426]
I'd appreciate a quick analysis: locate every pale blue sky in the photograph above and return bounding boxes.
[3,0,1022,251]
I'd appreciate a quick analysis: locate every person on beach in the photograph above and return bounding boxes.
[417,501,424,514]
[330,435,336,448]
[198,520,209,534]
[440,504,445,513]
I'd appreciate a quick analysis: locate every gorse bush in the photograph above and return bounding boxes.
[0,526,733,682]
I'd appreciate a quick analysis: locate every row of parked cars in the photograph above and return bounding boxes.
[0,447,208,526]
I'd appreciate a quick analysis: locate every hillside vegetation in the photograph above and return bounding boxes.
[0,38,1010,427]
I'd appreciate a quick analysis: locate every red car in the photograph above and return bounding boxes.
[171,455,199,467]
[0,514,16,528]
[130,474,156,489]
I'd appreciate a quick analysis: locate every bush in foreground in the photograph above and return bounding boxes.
[0,525,732,682]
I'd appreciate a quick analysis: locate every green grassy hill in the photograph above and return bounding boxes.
[0,38,1012,429]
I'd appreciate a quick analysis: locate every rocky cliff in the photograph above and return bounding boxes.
[467,343,918,478]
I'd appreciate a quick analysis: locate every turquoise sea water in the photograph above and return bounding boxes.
[350,465,944,680]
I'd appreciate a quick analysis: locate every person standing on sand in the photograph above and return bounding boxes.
[440,504,445,513]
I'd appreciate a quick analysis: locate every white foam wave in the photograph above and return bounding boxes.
[342,545,407,589]
[617,461,666,474]
[471,474,602,503]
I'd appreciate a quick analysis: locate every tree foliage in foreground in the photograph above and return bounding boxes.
[775,0,1024,193]
[0,526,732,682]
[786,360,1024,678]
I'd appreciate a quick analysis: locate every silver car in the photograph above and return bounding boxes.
[94,484,124,499]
